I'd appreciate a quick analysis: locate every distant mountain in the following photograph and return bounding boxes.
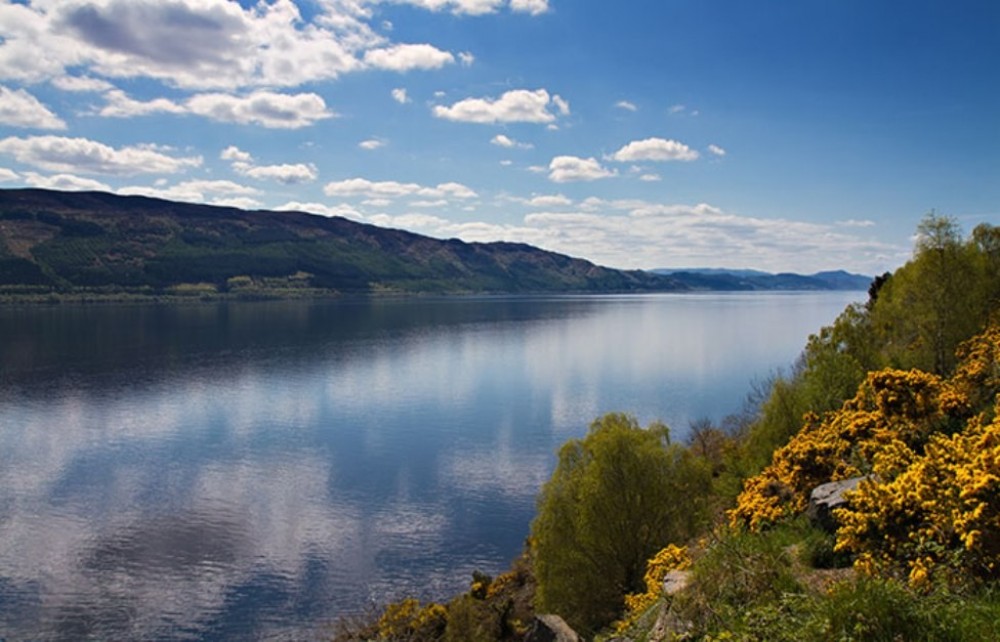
[651,268,872,291]
[0,188,685,298]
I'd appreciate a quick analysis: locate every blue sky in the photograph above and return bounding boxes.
[0,0,996,274]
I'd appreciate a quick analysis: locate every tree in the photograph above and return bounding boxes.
[871,212,985,374]
[531,413,710,634]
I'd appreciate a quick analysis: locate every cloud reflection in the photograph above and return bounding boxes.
[0,294,860,638]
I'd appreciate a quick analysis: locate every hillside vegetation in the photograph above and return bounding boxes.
[334,214,1000,641]
[0,189,867,300]
[0,188,682,298]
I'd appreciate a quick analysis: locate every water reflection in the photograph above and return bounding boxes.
[0,293,860,639]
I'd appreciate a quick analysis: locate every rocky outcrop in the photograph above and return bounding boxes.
[807,477,866,532]
[523,614,582,642]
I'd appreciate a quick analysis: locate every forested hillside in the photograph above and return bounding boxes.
[0,188,680,297]
[334,213,1000,641]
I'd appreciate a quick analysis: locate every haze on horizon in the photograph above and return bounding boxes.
[0,0,996,275]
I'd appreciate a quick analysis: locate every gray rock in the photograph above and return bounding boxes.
[661,570,690,595]
[807,476,866,532]
[523,614,582,642]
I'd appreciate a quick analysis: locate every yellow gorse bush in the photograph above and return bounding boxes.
[729,324,1000,590]
[614,544,690,633]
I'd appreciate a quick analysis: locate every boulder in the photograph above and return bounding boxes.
[523,614,582,642]
[807,476,866,532]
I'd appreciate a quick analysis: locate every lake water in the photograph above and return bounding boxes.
[0,292,861,640]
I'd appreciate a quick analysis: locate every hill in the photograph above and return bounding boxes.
[651,267,872,291]
[0,188,683,298]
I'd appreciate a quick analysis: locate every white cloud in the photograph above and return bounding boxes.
[0,167,18,181]
[22,172,111,192]
[707,144,726,157]
[324,177,477,200]
[527,194,572,207]
[359,138,386,150]
[118,179,258,204]
[95,89,334,128]
[609,137,699,162]
[237,162,318,184]
[548,156,616,183]
[669,104,686,114]
[0,135,202,175]
[838,219,876,228]
[275,201,363,219]
[0,86,66,130]
[509,0,550,15]
[388,200,904,274]
[458,51,475,66]
[50,75,114,92]
[409,199,449,208]
[363,44,455,71]
[639,173,662,182]
[433,88,567,124]
[185,91,335,128]
[551,94,570,116]
[0,0,372,90]
[221,146,317,184]
[220,145,253,163]
[389,0,548,16]
[98,89,185,118]
[209,196,262,209]
[615,100,637,112]
[391,88,411,104]
[490,134,533,149]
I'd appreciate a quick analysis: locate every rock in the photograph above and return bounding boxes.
[523,614,582,642]
[807,476,866,532]
[661,570,689,595]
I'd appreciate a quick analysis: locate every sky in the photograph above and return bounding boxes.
[0,0,997,275]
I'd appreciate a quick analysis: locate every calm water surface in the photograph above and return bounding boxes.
[0,293,860,640]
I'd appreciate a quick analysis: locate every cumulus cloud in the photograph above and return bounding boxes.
[0,0,371,90]
[96,89,334,128]
[490,134,532,149]
[237,163,318,184]
[609,137,699,163]
[391,88,411,104]
[50,75,114,92]
[433,89,568,124]
[220,145,253,163]
[324,177,477,200]
[98,89,186,118]
[22,172,111,192]
[275,201,363,219]
[509,0,550,15]
[527,194,572,207]
[377,199,904,274]
[639,173,662,182]
[118,179,258,204]
[363,44,454,71]
[707,144,726,157]
[383,0,548,16]
[221,145,317,184]
[615,100,637,112]
[359,138,386,150]
[185,91,334,128]
[548,156,616,183]
[0,167,19,181]
[0,86,66,129]
[0,135,202,175]
[0,0,499,91]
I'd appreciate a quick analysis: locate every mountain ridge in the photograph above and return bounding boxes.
[0,189,871,299]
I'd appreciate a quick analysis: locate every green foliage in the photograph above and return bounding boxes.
[531,413,711,635]
[870,213,994,374]
[796,579,1000,642]
[673,527,804,636]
